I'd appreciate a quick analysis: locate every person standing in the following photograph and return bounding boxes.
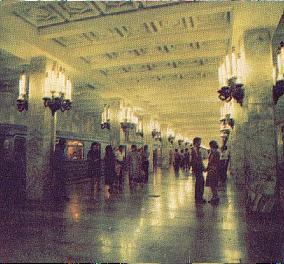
[191,137,206,204]
[53,138,68,201]
[141,145,150,184]
[205,140,220,204]
[87,142,101,196]
[184,148,191,172]
[219,145,230,185]
[104,145,116,194]
[127,145,142,187]
[173,149,181,175]
[115,145,125,190]
[180,149,185,171]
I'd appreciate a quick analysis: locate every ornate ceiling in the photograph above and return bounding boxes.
[0,1,283,144]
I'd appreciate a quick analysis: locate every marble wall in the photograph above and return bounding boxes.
[229,28,278,213]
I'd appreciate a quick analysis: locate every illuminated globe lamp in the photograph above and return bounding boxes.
[101,104,111,130]
[218,48,245,106]
[273,41,284,105]
[17,72,28,112]
[42,66,72,116]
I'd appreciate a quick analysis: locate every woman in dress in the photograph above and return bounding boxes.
[205,140,220,204]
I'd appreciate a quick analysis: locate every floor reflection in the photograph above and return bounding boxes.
[0,167,283,262]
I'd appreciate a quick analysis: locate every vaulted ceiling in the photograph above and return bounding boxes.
[0,1,283,145]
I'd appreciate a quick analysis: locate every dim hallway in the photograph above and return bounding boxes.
[0,169,283,263]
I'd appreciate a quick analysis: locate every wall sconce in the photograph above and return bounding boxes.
[218,48,245,106]
[101,104,111,129]
[176,134,184,145]
[220,101,234,129]
[17,72,28,112]
[150,120,161,140]
[136,119,144,137]
[167,128,175,144]
[119,107,135,132]
[273,41,284,105]
[42,65,72,116]
[118,107,136,141]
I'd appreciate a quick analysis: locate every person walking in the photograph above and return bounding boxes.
[141,145,150,183]
[184,148,190,172]
[191,137,206,204]
[87,142,101,196]
[104,145,116,194]
[173,149,181,175]
[180,149,185,171]
[205,140,220,204]
[127,145,142,188]
[53,138,68,201]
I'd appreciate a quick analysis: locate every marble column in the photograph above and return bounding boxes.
[228,101,248,186]
[26,57,55,200]
[241,28,278,212]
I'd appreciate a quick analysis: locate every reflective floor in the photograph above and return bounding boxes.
[0,168,284,263]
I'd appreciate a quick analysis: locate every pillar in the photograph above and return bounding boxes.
[242,28,278,212]
[228,101,248,186]
[26,57,55,200]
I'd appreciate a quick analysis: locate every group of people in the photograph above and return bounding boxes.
[53,136,230,204]
[87,143,150,194]
[173,147,191,174]
[53,139,150,200]
[191,137,230,204]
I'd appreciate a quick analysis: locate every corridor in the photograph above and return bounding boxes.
[0,169,283,263]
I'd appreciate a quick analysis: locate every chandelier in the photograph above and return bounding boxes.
[17,73,28,112]
[273,41,284,105]
[101,104,111,129]
[42,65,72,116]
[217,48,245,106]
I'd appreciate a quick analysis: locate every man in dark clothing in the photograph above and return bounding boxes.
[53,138,68,201]
[87,142,101,195]
[191,137,206,204]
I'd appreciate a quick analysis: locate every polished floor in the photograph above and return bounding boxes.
[0,168,284,263]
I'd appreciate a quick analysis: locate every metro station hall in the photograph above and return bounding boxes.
[0,1,284,263]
